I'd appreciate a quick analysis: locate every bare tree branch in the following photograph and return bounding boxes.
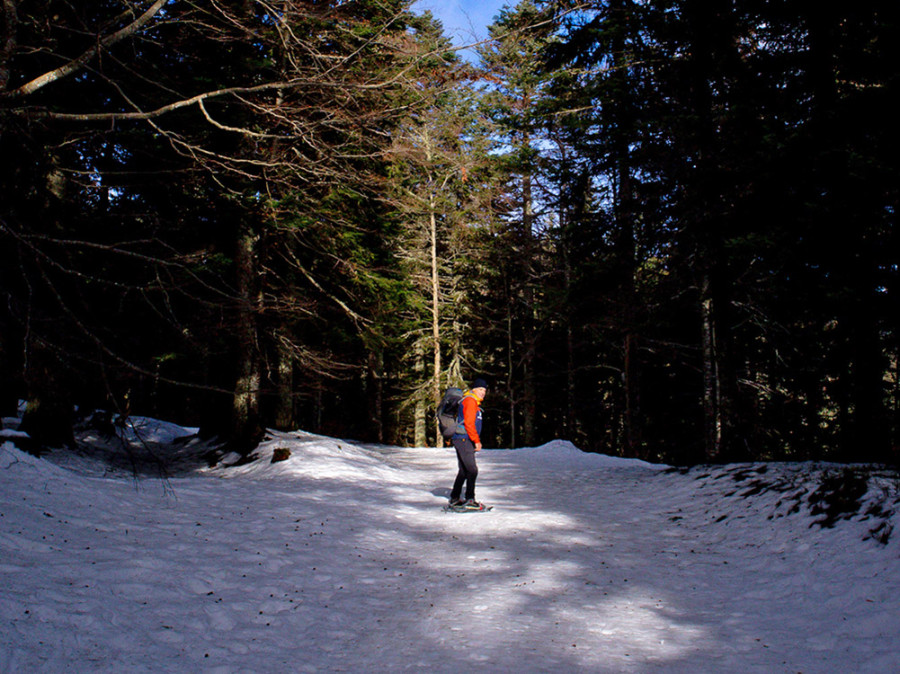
[1,0,169,99]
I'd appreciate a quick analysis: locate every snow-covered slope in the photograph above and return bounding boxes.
[1,422,899,672]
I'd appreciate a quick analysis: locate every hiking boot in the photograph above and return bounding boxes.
[448,498,464,507]
[463,499,484,510]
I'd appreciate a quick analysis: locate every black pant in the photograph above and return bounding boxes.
[450,436,478,501]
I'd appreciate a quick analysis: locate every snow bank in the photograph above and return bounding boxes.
[498,439,668,471]
[2,421,900,673]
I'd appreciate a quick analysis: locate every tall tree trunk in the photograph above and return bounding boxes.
[273,330,294,432]
[414,341,427,447]
[521,172,536,447]
[429,190,443,448]
[617,153,642,459]
[561,216,577,440]
[611,0,642,461]
[682,1,742,463]
[231,225,262,452]
[623,330,641,457]
[367,348,384,444]
[700,274,722,461]
[506,273,517,449]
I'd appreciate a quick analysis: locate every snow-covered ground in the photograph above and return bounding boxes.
[2,415,899,673]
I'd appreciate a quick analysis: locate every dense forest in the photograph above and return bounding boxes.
[1,0,897,465]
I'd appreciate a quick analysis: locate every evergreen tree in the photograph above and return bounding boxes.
[476,0,559,448]
[1,0,418,451]
[386,11,494,446]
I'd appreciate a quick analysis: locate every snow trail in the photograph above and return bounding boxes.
[1,431,899,672]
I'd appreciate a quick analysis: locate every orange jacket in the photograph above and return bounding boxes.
[457,392,483,444]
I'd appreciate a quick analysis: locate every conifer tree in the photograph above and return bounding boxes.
[476,0,559,448]
[1,0,419,450]
[386,12,492,446]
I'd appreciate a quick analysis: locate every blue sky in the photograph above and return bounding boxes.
[410,0,511,51]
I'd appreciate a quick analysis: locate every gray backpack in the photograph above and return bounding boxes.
[436,387,464,439]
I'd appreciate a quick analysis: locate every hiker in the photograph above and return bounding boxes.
[449,378,488,509]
